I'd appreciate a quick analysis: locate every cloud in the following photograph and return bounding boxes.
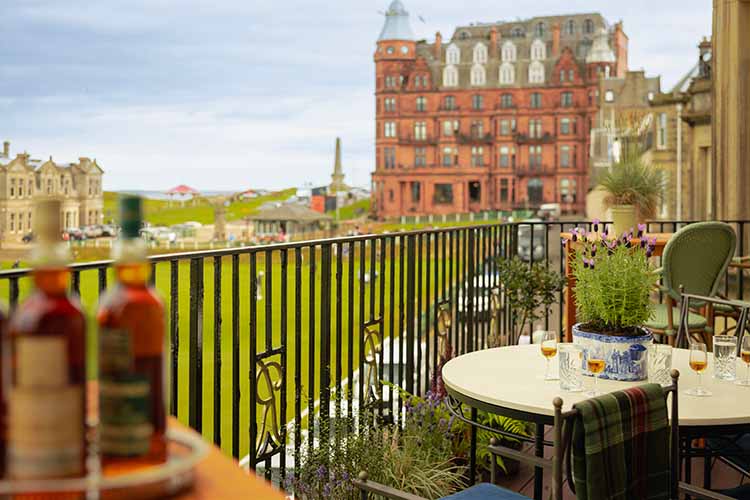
[0,0,711,190]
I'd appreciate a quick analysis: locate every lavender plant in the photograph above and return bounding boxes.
[571,221,660,335]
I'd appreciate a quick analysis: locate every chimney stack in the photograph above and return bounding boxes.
[489,27,498,58]
[434,31,442,60]
[552,22,561,58]
[2,141,8,159]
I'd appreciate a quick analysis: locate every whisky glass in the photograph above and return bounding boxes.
[737,333,750,387]
[540,331,558,381]
[685,342,712,397]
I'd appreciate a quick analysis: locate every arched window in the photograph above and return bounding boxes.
[584,19,594,34]
[460,31,470,40]
[511,27,525,38]
[473,43,488,64]
[535,22,545,37]
[528,60,545,84]
[499,62,515,85]
[443,65,458,87]
[446,44,460,65]
[565,19,576,35]
[470,64,486,86]
[501,41,517,62]
[530,39,546,60]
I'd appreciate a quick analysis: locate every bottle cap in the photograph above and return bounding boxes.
[119,195,142,239]
[34,199,62,244]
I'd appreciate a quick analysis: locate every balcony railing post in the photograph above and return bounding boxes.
[188,257,204,432]
[319,243,332,446]
[466,229,476,353]
[405,234,416,395]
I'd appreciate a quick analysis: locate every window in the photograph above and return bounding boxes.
[534,22,545,38]
[568,69,575,82]
[499,119,516,136]
[9,178,15,198]
[529,119,542,138]
[385,76,397,88]
[648,92,655,102]
[561,178,577,203]
[530,92,542,108]
[384,97,396,112]
[472,94,484,110]
[470,64,486,86]
[444,95,456,110]
[605,90,615,102]
[560,145,571,167]
[530,39,546,60]
[9,213,15,232]
[471,120,484,138]
[433,184,454,204]
[561,92,573,107]
[384,121,397,138]
[657,112,668,149]
[414,122,427,140]
[442,147,457,166]
[460,31,470,40]
[413,74,427,88]
[443,65,458,87]
[499,146,514,168]
[27,212,32,231]
[411,182,421,203]
[443,120,459,136]
[471,146,484,166]
[584,19,594,34]
[501,94,513,108]
[18,181,23,198]
[28,180,33,196]
[499,62,515,84]
[565,19,576,35]
[501,41,517,62]
[389,189,394,202]
[46,178,52,194]
[446,44,460,64]
[414,147,426,167]
[511,27,524,38]
[416,96,426,112]
[528,61,545,84]
[18,215,23,233]
[473,43,488,64]
[560,118,571,135]
[560,70,565,82]
[500,178,509,202]
[383,147,396,169]
[529,145,543,168]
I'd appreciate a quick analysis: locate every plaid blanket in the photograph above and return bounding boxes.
[571,384,671,500]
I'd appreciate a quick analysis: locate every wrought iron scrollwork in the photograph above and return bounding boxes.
[363,324,383,405]
[255,359,283,458]
[488,288,506,348]
[436,303,452,359]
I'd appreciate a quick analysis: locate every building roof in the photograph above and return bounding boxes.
[166,184,200,195]
[378,0,414,41]
[671,62,699,93]
[249,203,333,222]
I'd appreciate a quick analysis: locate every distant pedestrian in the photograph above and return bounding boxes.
[11,260,20,269]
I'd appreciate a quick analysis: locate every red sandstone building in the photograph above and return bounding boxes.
[371,1,629,218]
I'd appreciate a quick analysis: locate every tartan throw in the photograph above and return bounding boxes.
[571,384,671,500]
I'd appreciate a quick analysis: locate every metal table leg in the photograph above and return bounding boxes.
[534,423,544,500]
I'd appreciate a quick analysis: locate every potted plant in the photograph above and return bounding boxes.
[569,223,660,381]
[598,152,665,237]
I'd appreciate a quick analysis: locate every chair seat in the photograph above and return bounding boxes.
[644,304,707,333]
[440,483,531,500]
[707,433,750,475]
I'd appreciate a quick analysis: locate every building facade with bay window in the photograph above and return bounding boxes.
[371,0,629,218]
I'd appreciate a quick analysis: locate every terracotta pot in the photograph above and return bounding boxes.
[610,204,638,238]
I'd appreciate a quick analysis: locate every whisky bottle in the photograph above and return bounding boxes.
[6,199,87,478]
[97,195,166,471]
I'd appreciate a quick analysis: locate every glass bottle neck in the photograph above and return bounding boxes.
[113,238,149,287]
[33,267,71,296]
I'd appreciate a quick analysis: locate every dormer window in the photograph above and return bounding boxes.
[499,63,515,85]
[534,22,545,38]
[511,27,524,38]
[501,41,517,62]
[531,39,546,60]
[584,19,595,34]
[446,44,460,64]
[528,61,545,84]
[443,65,458,87]
[470,64,486,86]
[565,19,576,35]
[460,31,470,40]
[473,43,488,64]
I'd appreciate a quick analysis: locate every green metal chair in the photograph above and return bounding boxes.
[645,222,737,345]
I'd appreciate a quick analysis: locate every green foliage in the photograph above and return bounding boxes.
[496,257,566,344]
[597,153,666,219]
[572,228,659,334]
[476,414,533,474]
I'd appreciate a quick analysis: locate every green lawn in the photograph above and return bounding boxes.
[0,241,461,461]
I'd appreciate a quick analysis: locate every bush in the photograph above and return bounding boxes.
[571,223,659,335]
[598,153,666,220]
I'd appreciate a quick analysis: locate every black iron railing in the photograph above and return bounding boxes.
[0,219,747,483]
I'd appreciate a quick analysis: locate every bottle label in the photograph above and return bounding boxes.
[99,328,153,456]
[8,336,83,478]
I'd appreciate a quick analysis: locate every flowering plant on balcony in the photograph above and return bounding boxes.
[571,222,659,336]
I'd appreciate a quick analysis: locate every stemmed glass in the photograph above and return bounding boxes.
[586,350,606,396]
[540,331,558,381]
[685,342,712,397]
[737,333,750,387]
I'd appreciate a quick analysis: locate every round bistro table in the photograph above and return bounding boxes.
[442,345,750,499]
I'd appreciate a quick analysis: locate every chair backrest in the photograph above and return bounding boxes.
[661,222,737,302]
[677,292,750,349]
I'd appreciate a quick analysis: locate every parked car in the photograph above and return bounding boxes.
[537,203,561,221]
[101,224,117,237]
[517,220,547,262]
[84,225,103,238]
[66,228,86,241]
[21,232,34,244]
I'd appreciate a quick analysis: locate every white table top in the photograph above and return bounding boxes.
[442,344,750,427]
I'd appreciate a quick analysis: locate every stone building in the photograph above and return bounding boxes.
[0,141,104,241]
[371,0,630,218]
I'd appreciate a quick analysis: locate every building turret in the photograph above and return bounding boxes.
[375,0,417,63]
[586,28,616,80]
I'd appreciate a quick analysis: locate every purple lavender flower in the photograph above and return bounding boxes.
[637,223,647,238]
[317,465,327,479]
[583,258,590,269]
[640,238,647,248]
[592,218,600,232]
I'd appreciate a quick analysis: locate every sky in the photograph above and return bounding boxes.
[0,0,712,191]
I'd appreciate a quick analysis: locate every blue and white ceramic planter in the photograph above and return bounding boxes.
[572,323,653,381]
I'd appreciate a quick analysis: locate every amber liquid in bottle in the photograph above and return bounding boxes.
[6,267,87,479]
[97,261,166,472]
[0,305,8,478]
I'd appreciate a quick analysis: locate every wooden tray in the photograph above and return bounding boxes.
[0,428,209,498]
